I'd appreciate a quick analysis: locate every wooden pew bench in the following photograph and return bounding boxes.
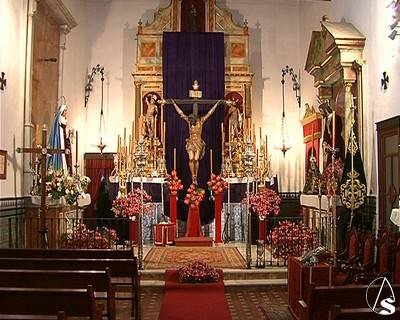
[331,305,400,319]
[0,311,68,320]
[0,248,134,260]
[0,285,103,320]
[0,268,115,320]
[0,257,140,320]
[299,282,400,320]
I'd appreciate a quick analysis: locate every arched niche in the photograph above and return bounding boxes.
[305,16,366,167]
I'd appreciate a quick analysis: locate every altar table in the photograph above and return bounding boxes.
[153,223,176,246]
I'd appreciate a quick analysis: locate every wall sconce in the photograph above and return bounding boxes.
[85,64,104,108]
[388,0,400,39]
[38,57,57,63]
[274,66,300,157]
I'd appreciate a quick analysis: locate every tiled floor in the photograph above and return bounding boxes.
[116,285,290,320]
[115,241,291,320]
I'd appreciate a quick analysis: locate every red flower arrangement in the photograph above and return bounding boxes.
[165,170,184,193]
[242,188,281,219]
[269,220,312,259]
[207,173,228,194]
[178,260,220,283]
[111,187,153,218]
[321,159,344,196]
[61,223,118,249]
[184,184,206,207]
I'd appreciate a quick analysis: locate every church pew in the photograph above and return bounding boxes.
[298,283,400,320]
[0,311,68,320]
[0,285,103,320]
[0,268,115,320]
[0,248,135,259]
[331,305,400,319]
[0,257,140,320]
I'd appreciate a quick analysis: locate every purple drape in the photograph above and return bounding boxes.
[163,32,224,224]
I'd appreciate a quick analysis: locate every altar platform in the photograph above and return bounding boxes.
[140,241,288,287]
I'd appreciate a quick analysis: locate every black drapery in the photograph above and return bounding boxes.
[162,32,225,224]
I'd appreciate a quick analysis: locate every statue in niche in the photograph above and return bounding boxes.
[144,93,159,138]
[303,155,322,195]
[188,3,198,32]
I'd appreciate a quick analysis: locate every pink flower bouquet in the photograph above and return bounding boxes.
[242,188,281,219]
[112,187,153,218]
[178,260,220,283]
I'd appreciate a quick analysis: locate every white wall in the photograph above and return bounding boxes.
[1,0,399,198]
[0,0,29,197]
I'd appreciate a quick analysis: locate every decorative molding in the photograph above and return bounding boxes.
[37,0,77,31]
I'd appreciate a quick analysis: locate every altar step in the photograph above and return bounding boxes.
[140,267,288,288]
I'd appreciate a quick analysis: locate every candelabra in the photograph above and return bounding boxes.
[244,135,256,269]
[134,139,148,270]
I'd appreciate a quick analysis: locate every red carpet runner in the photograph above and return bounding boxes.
[158,269,232,320]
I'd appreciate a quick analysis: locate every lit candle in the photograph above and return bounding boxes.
[75,131,78,164]
[210,149,213,175]
[332,111,336,150]
[173,148,177,170]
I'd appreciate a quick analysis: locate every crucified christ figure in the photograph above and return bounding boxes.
[171,99,222,185]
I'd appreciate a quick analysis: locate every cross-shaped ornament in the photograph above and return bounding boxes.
[16,125,69,248]
[0,72,6,90]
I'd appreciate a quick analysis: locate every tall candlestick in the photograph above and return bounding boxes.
[138,116,143,141]
[173,148,176,170]
[265,134,268,157]
[259,127,262,145]
[117,135,120,154]
[221,123,224,148]
[210,149,213,175]
[160,104,163,142]
[35,124,39,146]
[163,122,166,153]
[132,121,135,140]
[332,111,336,150]
[124,127,126,144]
[75,131,78,164]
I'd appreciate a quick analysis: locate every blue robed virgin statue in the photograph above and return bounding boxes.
[46,104,73,175]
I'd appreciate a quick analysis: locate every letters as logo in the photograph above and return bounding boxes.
[366,277,396,315]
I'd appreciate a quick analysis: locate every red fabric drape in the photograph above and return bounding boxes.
[85,158,114,220]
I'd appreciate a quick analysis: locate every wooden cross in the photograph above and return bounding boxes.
[162,81,227,117]
[16,125,69,248]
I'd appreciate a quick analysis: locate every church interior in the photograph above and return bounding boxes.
[0,0,400,319]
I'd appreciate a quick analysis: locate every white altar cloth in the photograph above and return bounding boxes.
[300,194,342,211]
[390,208,400,227]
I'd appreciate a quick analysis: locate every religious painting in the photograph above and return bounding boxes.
[0,149,7,179]
[140,42,156,58]
[181,0,205,32]
[231,43,245,58]
[142,92,162,140]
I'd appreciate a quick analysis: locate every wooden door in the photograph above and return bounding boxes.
[377,116,400,230]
